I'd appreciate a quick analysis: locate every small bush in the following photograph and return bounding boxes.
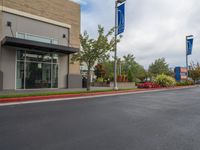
[137,82,160,88]
[96,77,104,83]
[154,74,176,87]
[176,80,194,86]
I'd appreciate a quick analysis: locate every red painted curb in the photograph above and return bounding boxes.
[0,86,195,104]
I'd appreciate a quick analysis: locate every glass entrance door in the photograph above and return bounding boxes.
[25,62,51,89]
[16,50,59,89]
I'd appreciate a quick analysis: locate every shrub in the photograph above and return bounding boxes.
[154,74,176,87]
[137,82,160,88]
[176,80,194,86]
[96,77,104,83]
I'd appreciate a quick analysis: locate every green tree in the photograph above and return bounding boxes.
[122,54,136,74]
[101,60,114,81]
[72,25,115,91]
[189,62,200,83]
[127,69,134,82]
[148,58,170,77]
[135,65,147,82]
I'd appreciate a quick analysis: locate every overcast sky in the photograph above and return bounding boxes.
[71,0,200,69]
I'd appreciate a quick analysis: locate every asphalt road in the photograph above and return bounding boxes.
[1,87,200,150]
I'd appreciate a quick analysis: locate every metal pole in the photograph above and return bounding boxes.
[186,36,188,69]
[114,1,118,90]
[186,36,188,79]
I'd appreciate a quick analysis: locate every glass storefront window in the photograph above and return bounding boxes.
[16,50,59,89]
[52,54,59,63]
[25,62,52,89]
[16,62,25,89]
[52,64,58,88]
[17,50,26,61]
[25,51,52,63]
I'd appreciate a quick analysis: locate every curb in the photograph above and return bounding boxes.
[0,86,196,104]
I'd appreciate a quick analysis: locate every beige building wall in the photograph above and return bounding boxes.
[0,0,81,75]
[1,47,16,90]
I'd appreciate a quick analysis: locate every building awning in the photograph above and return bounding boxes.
[1,36,79,54]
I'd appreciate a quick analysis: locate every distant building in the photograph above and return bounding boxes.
[0,0,81,90]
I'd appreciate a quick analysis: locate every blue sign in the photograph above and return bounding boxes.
[186,37,193,55]
[117,3,125,35]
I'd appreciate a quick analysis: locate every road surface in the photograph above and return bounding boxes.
[0,87,200,150]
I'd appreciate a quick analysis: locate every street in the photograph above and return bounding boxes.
[1,87,200,150]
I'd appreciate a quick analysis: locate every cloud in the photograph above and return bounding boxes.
[81,0,200,69]
[70,0,87,5]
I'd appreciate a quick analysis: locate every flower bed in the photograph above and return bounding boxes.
[137,82,161,88]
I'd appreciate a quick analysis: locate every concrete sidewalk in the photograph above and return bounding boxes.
[0,86,196,105]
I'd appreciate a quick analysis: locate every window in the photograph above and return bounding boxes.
[16,32,58,45]
[16,50,59,89]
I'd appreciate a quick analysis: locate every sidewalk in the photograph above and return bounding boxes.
[0,86,196,104]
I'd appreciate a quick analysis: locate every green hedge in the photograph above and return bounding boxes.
[154,74,176,87]
[176,81,194,86]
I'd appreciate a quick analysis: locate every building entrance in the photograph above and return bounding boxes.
[16,50,58,89]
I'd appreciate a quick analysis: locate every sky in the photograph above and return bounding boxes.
[71,0,200,69]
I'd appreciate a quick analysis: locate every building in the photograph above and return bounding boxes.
[0,0,82,90]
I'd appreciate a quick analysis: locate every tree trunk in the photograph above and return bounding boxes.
[87,65,91,91]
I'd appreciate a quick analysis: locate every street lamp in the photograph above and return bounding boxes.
[114,0,126,90]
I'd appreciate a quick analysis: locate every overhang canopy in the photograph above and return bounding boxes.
[1,36,79,54]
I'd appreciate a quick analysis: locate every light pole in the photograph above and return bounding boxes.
[114,0,126,90]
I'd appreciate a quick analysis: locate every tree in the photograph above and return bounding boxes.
[122,54,136,74]
[189,62,200,82]
[102,60,114,81]
[148,58,170,76]
[94,64,106,79]
[72,25,115,91]
[135,65,147,82]
[127,69,134,82]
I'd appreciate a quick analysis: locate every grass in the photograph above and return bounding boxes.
[0,88,138,99]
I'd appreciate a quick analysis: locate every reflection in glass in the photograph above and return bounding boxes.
[26,51,52,63]
[17,50,25,61]
[16,50,59,89]
[25,62,51,89]
[16,62,25,89]
[52,54,59,63]
[52,64,58,88]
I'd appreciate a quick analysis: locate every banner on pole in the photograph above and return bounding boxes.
[117,3,125,35]
[186,36,193,55]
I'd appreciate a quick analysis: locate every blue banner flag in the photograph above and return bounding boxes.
[186,37,193,55]
[117,3,125,35]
